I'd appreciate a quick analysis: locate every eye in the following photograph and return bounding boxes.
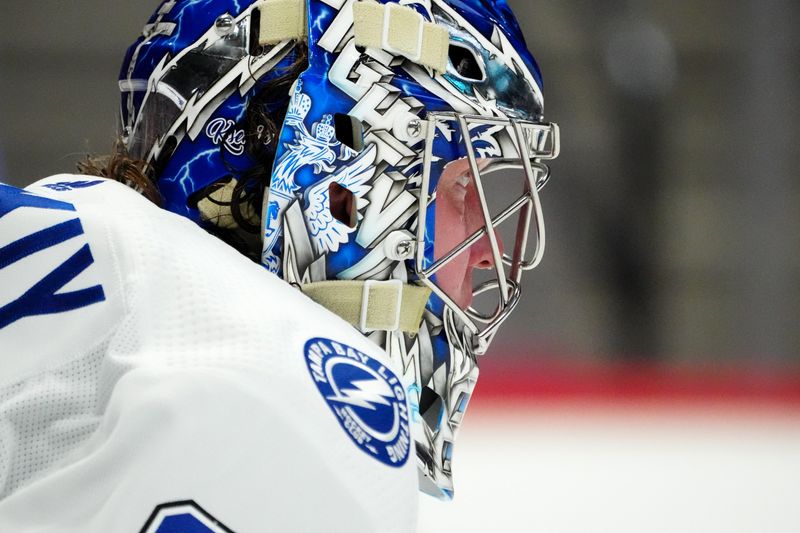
[448,43,485,82]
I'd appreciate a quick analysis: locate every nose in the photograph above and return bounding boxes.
[469,228,504,270]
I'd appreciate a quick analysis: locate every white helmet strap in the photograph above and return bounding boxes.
[353,0,450,73]
[301,280,431,333]
[257,0,308,45]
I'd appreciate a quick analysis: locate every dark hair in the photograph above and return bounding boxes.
[79,44,309,261]
[77,139,161,205]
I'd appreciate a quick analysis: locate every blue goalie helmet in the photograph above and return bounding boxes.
[120,0,559,499]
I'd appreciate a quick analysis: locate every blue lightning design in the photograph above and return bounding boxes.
[227,99,249,122]
[168,148,218,194]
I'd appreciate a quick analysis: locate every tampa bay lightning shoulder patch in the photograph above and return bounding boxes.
[304,337,411,467]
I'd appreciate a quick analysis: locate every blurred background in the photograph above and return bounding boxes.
[2,0,799,531]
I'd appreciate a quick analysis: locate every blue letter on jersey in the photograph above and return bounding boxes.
[140,501,236,533]
[0,183,75,217]
[0,184,105,329]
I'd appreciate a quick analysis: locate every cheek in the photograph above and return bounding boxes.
[435,192,467,258]
[464,188,487,234]
[437,248,471,303]
[434,191,471,302]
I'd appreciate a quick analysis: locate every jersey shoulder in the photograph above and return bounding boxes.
[0,173,402,389]
[0,177,419,524]
[0,176,143,385]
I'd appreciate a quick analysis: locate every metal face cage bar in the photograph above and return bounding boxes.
[414,112,559,355]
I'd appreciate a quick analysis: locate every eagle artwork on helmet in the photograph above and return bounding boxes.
[120,0,559,499]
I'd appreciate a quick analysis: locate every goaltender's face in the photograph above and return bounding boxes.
[434,158,503,309]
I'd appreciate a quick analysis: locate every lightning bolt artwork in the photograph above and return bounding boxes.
[327,378,394,410]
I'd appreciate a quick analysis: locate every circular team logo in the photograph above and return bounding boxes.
[304,337,411,467]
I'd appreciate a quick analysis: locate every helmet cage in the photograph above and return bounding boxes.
[416,112,560,354]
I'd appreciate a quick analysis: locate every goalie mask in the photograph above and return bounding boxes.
[121,0,558,500]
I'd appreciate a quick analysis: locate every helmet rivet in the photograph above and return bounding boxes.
[384,231,416,261]
[395,240,414,259]
[407,119,422,138]
[215,14,235,35]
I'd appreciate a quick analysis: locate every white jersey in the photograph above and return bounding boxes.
[0,175,418,532]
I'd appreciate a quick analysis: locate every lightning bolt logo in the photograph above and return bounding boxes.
[304,337,411,467]
[327,378,394,410]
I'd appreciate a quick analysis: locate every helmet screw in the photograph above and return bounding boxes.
[384,231,416,261]
[395,240,414,259]
[215,14,235,35]
[407,119,422,138]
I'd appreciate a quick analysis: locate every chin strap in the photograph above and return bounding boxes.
[301,280,431,334]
